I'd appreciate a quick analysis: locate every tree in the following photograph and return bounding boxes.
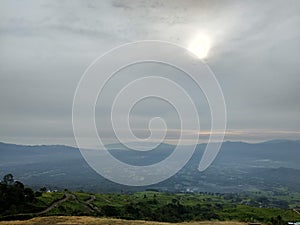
[3,173,14,185]
[14,181,24,189]
[40,187,47,192]
[24,188,35,202]
[0,174,36,215]
[34,191,42,197]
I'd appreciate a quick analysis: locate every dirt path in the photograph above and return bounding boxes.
[85,195,101,213]
[35,193,75,215]
[85,195,96,204]
[35,193,97,215]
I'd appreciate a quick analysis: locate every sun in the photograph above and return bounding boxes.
[188,34,211,59]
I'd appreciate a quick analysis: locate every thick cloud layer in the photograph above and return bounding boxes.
[0,0,299,146]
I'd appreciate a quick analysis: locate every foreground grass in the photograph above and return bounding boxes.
[0,216,248,225]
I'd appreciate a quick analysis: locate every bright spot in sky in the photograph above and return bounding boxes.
[188,35,211,59]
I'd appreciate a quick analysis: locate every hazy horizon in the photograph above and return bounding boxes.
[1,137,300,150]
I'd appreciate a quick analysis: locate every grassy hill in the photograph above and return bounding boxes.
[0,173,299,225]
[1,190,299,224]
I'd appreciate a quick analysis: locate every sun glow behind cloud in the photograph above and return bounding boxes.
[188,34,211,59]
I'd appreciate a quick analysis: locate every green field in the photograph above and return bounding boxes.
[28,191,300,224]
[1,189,300,224]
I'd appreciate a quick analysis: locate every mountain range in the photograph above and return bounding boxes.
[0,140,299,193]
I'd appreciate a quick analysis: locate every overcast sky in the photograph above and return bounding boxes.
[0,0,300,147]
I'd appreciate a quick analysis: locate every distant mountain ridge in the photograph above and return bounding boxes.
[0,140,299,193]
[1,138,299,150]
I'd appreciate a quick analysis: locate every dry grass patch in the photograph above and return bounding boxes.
[0,216,248,225]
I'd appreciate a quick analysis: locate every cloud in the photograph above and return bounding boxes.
[0,0,299,146]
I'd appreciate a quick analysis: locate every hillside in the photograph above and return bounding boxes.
[0,171,299,224]
[1,188,299,224]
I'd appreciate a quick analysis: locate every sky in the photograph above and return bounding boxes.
[0,0,300,147]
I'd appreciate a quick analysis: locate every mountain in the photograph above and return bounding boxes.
[0,140,299,193]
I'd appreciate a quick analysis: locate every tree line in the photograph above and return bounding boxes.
[0,174,36,215]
